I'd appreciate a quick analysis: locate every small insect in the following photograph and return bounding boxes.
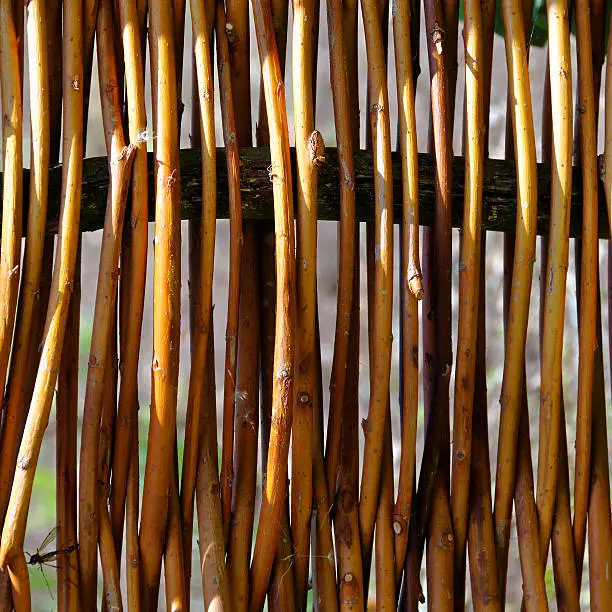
[26,527,76,598]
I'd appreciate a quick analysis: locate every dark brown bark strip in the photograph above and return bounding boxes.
[4,148,610,237]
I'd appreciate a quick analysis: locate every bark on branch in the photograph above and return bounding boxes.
[2,147,609,237]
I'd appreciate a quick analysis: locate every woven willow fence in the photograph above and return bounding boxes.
[0,0,611,609]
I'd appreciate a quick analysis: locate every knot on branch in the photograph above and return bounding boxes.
[225,22,237,45]
[429,23,445,55]
[267,164,284,184]
[308,130,325,167]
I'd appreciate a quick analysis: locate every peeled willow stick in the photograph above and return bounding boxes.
[248,0,296,605]
[291,0,321,601]
[0,0,82,594]
[357,0,395,565]
[450,1,485,602]
[323,0,357,503]
[109,0,149,562]
[195,330,230,608]
[536,0,573,565]
[392,0,422,581]
[492,0,538,590]
[78,1,136,604]
[180,0,216,568]
[139,0,181,604]
[0,0,47,532]
[0,0,24,473]
[218,0,244,536]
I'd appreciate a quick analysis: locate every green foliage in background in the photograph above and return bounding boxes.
[461,0,612,49]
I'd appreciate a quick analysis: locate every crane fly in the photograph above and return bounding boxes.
[26,527,76,598]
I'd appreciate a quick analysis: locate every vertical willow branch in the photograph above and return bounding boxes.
[450,2,484,602]
[110,0,149,563]
[404,1,455,606]
[467,273,500,611]
[226,223,260,610]
[164,460,187,611]
[224,0,256,602]
[312,320,339,610]
[392,0,422,581]
[219,0,244,537]
[591,12,612,608]
[196,330,230,608]
[0,0,24,495]
[466,2,498,609]
[343,0,359,144]
[514,393,548,611]
[255,20,289,607]
[57,246,81,611]
[126,425,141,612]
[426,485,454,611]
[334,250,363,611]
[291,0,322,601]
[569,0,598,589]
[587,300,612,609]
[181,0,216,567]
[78,0,136,603]
[493,0,538,591]
[0,0,47,548]
[0,0,83,590]
[248,0,296,603]
[324,0,357,503]
[357,0,395,563]
[549,401,578,609]
[99,497,123,612]
[535,0,572,564]
[375,416,395,609]
[0,10,46,609]
[139,0,181,604]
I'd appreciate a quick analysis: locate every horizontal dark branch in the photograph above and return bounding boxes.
[2,147,610,238]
